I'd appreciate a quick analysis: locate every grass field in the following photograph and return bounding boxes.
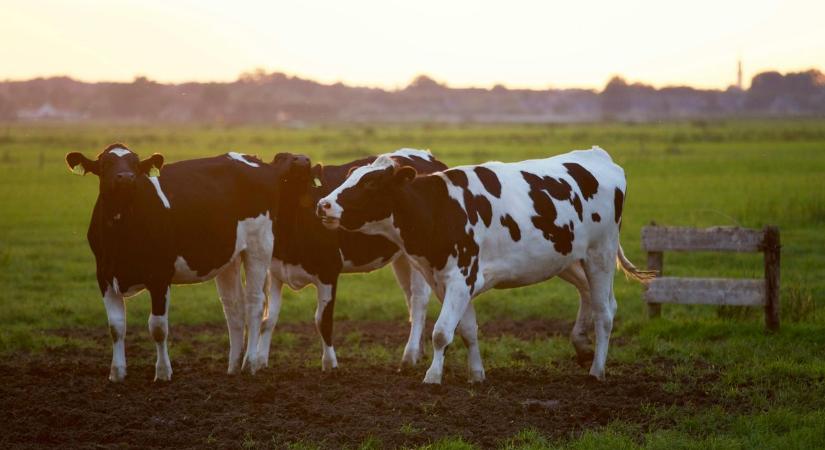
[1,120,824,448]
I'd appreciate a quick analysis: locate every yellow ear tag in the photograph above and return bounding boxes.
[312,177,321,187]
[71,165,85,176]
[149,167,160,177]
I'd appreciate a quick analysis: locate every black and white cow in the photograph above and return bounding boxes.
[317,146,654,384]
[255,149,447,370]
[66,144,290,382]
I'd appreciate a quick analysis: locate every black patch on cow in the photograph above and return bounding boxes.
[445,168,493,228]
[592,212,601,222]
[391,153,448,173]
[500,214,521,241]
[312,156,376,196]
[474,166,502,198]
[614,187,624,225]
[318,283,337,346]
[563,162,599,200]
[520,171,574,255]
[571,194,583,221]
[445,169,469,188]
[391,175,481,294]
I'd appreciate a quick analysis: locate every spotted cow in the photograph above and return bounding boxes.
[256,149,447,370]
[66,144,290,382]
[317,146,654,384]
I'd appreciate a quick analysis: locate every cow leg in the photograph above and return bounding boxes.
[216,258,245,375]
[456,302,485,383]
[391,257,431,368]
[315,282,338,371]
[558,262,594,368]
[240,247,271,375]
[424,283,471,384]
[582,244,619,381]
[103,284,127,382]
[148,286,172,382]
[256,276,283,368]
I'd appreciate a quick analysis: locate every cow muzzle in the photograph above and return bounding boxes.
[316,200,340,229]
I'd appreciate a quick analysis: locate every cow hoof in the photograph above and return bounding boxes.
[241,358,261,375]
[400,348,422,368]
[109,366,126,383]
[154,366,172,382]
[468,369,486,383]
[575,350,595,369]
[589,370,606,381]
[423,369,442,384]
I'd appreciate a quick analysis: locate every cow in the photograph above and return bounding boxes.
[255,149,448,371]
[316,146,654,384]
[66,143,292,382]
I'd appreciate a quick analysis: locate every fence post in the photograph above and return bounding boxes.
[646,251,663,318]
[763,225,781,332]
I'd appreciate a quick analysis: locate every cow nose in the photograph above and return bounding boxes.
[316,201,331,217]
[115,172,135,184]
[295,155,310,167]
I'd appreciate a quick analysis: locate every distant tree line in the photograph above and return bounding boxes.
[0,69,823,123]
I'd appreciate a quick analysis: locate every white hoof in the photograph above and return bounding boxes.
[242,356,262,375]
[468,368,486,383]
[423,368,442,384]
[400,347,422,367]
[154,365,172,382]
[589,367,606,381]
[109,365,126,383]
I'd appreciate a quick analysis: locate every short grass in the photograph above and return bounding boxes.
[1,120,824,448]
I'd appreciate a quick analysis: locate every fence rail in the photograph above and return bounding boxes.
[641,224,780,331]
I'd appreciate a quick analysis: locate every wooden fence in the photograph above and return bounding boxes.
[642,224,781,331]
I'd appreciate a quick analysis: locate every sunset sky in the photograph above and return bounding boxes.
[2,0,823,90]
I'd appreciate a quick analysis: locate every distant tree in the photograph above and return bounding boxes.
[601,76,630,116]
[407,75,445,90]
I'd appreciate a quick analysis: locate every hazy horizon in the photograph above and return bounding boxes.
[3,0,824,90]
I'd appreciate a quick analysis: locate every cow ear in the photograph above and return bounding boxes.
[65,152,99,176]
[393,166,417,184]
[310,164,324,187]
[140,153,164,177]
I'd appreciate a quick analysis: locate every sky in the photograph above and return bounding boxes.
[2,0,824,90]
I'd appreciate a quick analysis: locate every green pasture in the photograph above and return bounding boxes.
[1,120,824,448]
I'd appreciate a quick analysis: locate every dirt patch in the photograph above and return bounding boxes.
[2,321,721,449]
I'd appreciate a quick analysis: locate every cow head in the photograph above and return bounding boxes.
[316,155,417,231]
[66,143,164,210]
[271,152,312,187]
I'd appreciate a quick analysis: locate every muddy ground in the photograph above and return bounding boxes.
[1,320,724,449]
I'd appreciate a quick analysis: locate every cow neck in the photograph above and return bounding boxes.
[274,180,316,252]
[389,175,442,254]
[93,176,169,267]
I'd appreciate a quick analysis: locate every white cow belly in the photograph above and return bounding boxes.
[270,259,320,291]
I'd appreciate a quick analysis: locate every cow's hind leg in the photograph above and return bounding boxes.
[582,243,619,381]
[148,286,172,382]
[424,284,471,384]
[315,282,339,371]
[457,302,485,383]
[256,275,283,368]
[216,258,245,375]
[558,262,594,368]
[240,246,271,375]
[103,284,127,382]
[391,257,431,368]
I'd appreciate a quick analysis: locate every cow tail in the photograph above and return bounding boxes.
[262,269,271,319]
[616,243,657,284]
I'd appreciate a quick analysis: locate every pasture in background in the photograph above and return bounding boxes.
[0,120,824,448]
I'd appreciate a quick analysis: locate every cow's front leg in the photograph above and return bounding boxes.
[391,257,431,368]
[315,283,338,371]
[424,283,471,384]
[256,276,283,368]
[148,286,172,382]
[103,283,127,382]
